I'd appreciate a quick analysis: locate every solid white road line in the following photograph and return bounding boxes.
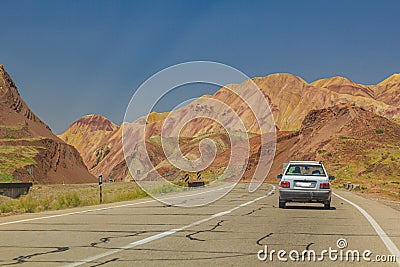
[64,185,275,267]
[0,184,235,226]
[0,199,155,227]
[333,192,400,266]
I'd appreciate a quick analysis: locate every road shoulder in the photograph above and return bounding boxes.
[333,189,400,256]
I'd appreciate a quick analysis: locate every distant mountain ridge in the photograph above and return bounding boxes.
[59,114,118,169]
[60,72,400,182]
[67,114,118,133]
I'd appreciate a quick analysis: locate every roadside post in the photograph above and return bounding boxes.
[98,174,103,203]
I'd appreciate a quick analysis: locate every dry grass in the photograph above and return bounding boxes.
[0,182,148,216]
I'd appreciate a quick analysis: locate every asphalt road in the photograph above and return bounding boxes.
[0,183,399,266]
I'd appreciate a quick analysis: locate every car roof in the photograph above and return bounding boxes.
[288,161,322,165]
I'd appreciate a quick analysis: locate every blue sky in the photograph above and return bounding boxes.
[1,0,399,133]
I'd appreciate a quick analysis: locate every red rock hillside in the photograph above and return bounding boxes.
[61,73,400,188]
[0,64,95,184]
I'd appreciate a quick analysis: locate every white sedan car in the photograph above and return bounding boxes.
[278,161,335,209]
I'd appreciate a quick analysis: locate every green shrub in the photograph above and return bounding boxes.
[3,135,15,139]
[108,189,147,203]
[38,195,54,211]
[17,196,37,213]
[173,180,189,187]
[55,192,81,209]
[375,129,384,134]
[0,202,14,213]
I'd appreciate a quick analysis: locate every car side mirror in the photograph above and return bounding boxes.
[277,174,283,179]
[329,176,335,180]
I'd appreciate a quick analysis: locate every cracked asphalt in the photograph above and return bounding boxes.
[0,184,399,266]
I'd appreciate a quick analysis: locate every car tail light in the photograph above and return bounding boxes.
[280,181,290,188]
[320,182,330,189]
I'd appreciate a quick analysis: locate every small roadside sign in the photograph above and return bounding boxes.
[184,174,190,183]
[98,174,103,203]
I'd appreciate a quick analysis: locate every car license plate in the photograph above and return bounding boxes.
[295,181,314,188]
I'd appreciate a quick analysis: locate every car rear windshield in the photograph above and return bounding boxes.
[285,164,326,176]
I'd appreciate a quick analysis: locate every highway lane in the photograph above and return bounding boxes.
[0,184,399,266]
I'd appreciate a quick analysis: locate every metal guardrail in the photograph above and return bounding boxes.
[343,182,361,191]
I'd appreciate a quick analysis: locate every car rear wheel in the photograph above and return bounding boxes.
[324,201,331,210]
[279,199,286,209]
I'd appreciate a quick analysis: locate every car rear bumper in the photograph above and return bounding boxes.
[279,189,331,202]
